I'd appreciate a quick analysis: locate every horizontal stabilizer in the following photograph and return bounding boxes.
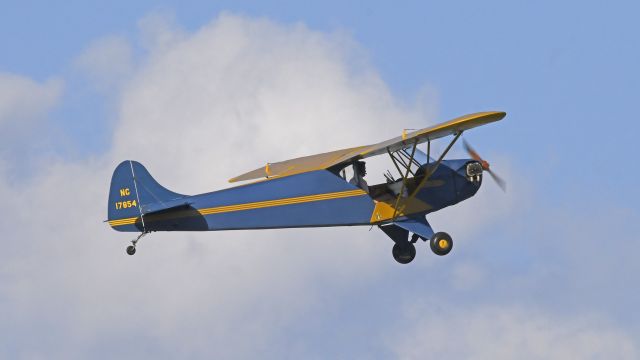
[141,199,193,216]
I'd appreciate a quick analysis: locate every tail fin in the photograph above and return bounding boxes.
[107,160,184,231]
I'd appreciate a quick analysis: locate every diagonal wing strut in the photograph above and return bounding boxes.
[391,131,463,221]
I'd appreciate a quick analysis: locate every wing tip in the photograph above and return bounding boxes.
[465,110,507,125]
[485,110,507,120]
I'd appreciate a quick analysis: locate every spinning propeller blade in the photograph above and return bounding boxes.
[463,139,507,192]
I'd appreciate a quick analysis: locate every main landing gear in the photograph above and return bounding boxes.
[430,232,453,256]
[126,232,148,256]
[392,242,416,264]
[391,231,453,264]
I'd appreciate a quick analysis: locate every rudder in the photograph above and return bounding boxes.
[107,160,184,232]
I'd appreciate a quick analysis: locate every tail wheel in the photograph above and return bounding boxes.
[392,242,416,264]
[126,245,136,256]
[430,232,453,256]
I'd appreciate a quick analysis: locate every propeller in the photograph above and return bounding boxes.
[463,139,507,192]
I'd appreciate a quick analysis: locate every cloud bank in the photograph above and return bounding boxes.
[0,73,62,125]
[394,305,637,360]
[1,13,426,359]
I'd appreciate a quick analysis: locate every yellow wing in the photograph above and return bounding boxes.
[228,146,369,183]
[228,111,506,183]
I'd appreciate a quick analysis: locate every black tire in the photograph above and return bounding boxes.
[126,245,136,256]
[392,242,416,264]
[430,232,453,256]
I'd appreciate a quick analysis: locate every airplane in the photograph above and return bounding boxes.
[107,111,506,264]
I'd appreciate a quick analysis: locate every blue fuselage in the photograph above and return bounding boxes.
[112,159,481,232]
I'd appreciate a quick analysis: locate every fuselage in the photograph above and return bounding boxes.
[111,159,481,233]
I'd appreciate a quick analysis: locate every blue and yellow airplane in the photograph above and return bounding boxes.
[107,111,506,264]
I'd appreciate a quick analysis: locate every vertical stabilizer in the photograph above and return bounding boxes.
[107,160,184,231]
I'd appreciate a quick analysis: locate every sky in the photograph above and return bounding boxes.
[1,1,639,359]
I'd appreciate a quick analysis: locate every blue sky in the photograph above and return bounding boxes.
[1,1,639,358]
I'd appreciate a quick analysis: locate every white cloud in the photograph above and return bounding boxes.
[0,72,62,125]
[112,13,424,192]
[0,73,64,178]
[137,10,186,54]
[450,261,486,291]
[392,305,638,360]
[0,13,437,358]
[74,36,134,92]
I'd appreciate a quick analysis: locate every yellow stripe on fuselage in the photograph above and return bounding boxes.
[198,189,366,215]
[108,189,368,227]
[108,217,138,226]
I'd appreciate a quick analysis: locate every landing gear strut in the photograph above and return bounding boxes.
[126,232,148,256]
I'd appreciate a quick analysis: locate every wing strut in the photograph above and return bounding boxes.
[387,147,405,180]
[392,131,463,221]
[392,139,418,219]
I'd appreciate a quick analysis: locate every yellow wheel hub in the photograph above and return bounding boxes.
[438,239,449,249]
